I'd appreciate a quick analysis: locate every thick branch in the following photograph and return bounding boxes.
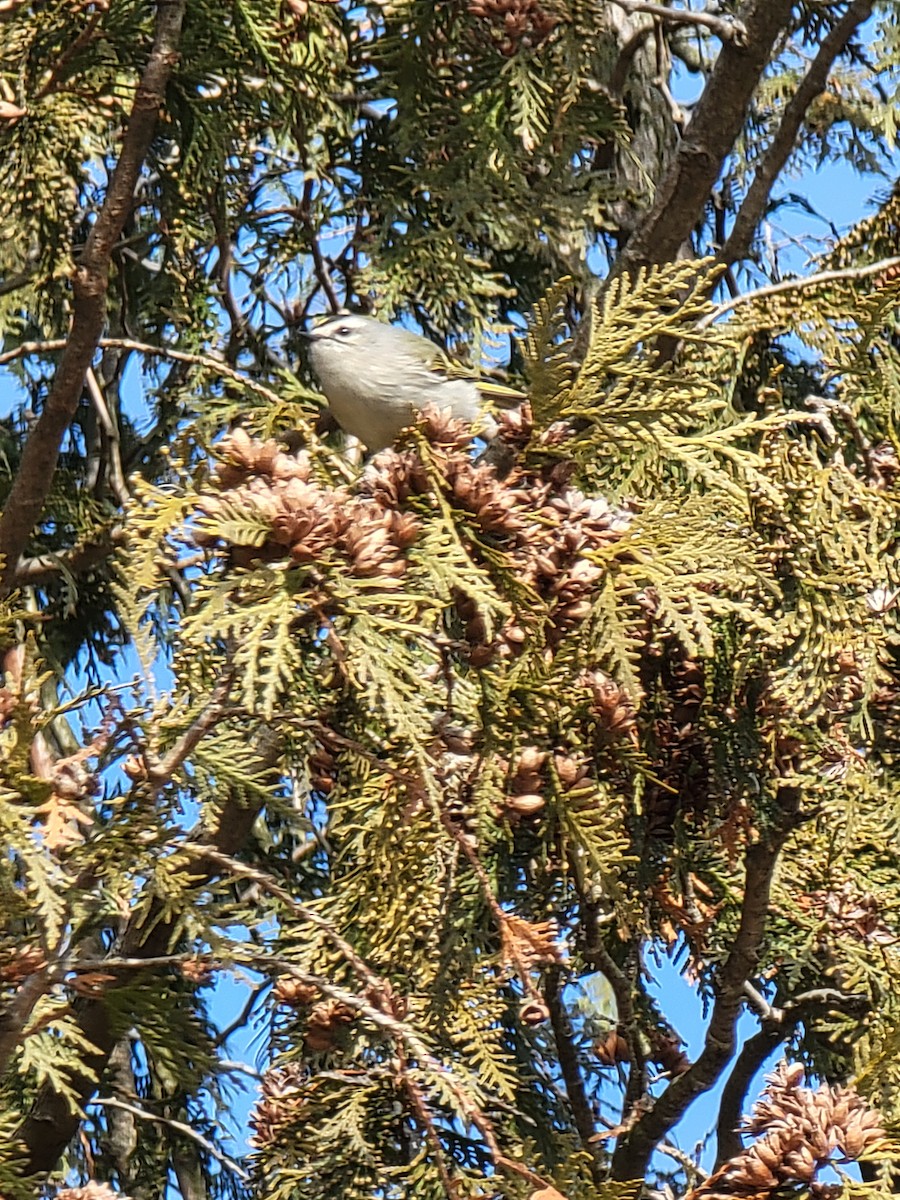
[617,0,794,273]
[610,787,801,1181]
[716,983,870,1164]
[721,0,873,265]
[715,1023,787,1164]
[0,0,185,595]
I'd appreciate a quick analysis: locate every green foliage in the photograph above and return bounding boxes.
[3,1,900,1198]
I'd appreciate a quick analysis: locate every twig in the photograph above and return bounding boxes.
[0,0,187,596]
[178,843,383,991]
[300,178,342,313]
[721,0,873,265]
[698,256,900,327]
[803,393,880,484]
[143,671,235,785]
[34,6,105,100]
[92,1096,249,1182]
[213,982,269,1050]
[658,1138,708,1185]
[438,811,550,1015]
[606,0,747,43]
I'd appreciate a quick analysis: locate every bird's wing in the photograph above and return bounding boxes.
[394,327,525,404]
[394,326,447,367]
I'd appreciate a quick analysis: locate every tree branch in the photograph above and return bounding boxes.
[142,672,235,785]
[575,865,648,1114]
[543,967,605,1186]
[716,983,870,1164]
[715,1022,787,1164]
[610,786,801,1181]
[606,0,747,44]
[721,0,873,265]
[0,0,186,596]
[698,255,900,327]
[0,335,357,483]
[93,1096,249,1182]
[13,526,125,586]
[616,0,794,274]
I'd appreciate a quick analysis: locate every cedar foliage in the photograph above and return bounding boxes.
[2,2,900,1199]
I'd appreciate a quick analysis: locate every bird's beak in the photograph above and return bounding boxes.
[296,329,313,340]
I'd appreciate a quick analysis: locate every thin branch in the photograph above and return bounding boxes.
[721,0,873,265]
[0,0,187,596]
[300,177,342,313]
[14,526,125,586]
[438,810,550,1015]
[0,335,357,483]
[658,1138,708,1185]
[803,392,880,483]
[85,367,130,506]
[400,1056,462,1200]
[698,256,900,328]
[69,954,201,973]
[543,967,605,1186]
[143,671,235,785]
[178,842,383,991]
[616,0,794,274]
[92,1096,249,1182]
[574,860,648,1114]
[0,336,283,407]
[606,0,747,43]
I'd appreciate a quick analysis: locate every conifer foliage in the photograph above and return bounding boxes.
[2,2,900,1198]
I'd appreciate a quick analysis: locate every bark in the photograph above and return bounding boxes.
[721,0,874,266]
[617,0,795,274]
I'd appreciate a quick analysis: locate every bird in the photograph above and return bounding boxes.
[302,312,524,451]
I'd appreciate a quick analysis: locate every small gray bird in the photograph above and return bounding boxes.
[303,313,524,451]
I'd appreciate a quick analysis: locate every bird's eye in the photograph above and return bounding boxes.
[336,326,352,338]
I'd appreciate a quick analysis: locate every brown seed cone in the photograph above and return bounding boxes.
[304,999,357,1052]
[273,976,319,1007]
